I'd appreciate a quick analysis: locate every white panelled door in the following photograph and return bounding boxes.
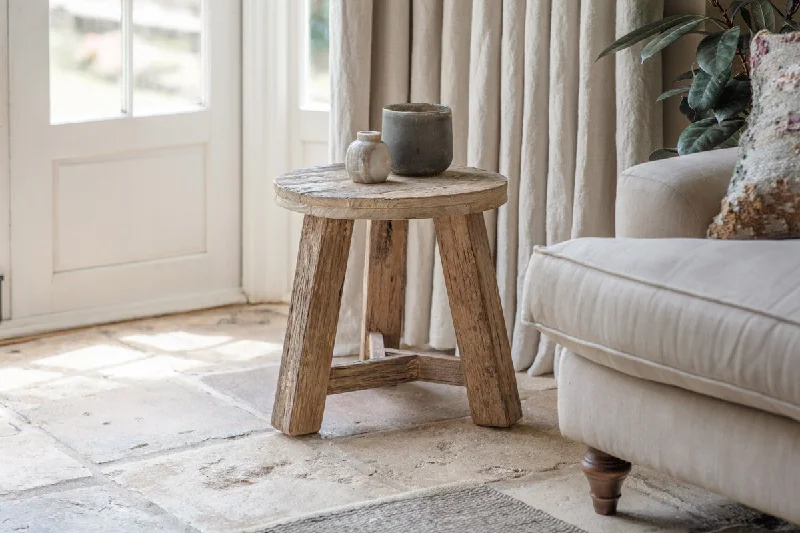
[287,0,329,282]
[8,0,242,326]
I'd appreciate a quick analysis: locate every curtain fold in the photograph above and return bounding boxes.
[330,0,663,372]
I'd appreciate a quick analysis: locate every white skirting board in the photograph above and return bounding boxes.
[0,288,247,340]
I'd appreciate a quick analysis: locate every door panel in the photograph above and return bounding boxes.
[10,0,241,320]
[54,145,207,272]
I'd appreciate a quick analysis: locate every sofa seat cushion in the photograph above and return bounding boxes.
[524,237,800,423]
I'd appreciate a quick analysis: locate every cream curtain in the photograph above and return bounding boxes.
[329,0,664,374]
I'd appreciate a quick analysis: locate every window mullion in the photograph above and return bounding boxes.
[121,0,134,115]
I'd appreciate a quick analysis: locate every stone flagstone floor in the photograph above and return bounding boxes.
[0,304,796,533]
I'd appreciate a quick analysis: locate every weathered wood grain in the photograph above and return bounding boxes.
[360,220,407,360]
[416,353,465,386]
[271,215,353,436]
[328,355,418,394]
[274,164,507,220]
[434,213,522,427]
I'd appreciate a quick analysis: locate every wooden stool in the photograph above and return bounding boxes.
[271,164,522,436]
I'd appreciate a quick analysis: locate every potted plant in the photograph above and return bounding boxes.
[600,0,800,159]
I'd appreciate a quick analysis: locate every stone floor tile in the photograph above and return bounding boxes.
[498,467,797,533]
[186,337,285,371]
[2,486,188,533]
[98,354,211,380]
[18,381,271,464]
[334,417,584,489]
[1,375,124,410]
[32,344,148,371]
[107,306,289,372]
[0,410,91,494]
[521,389,560,432]
[498,468,704,533]
[516,372,558,400]
[0,367,65,393]
[0,329,121,368]
[627,469,798,531]
[109,304,288,340]
[105,433,399,533]
[202,365,473,437]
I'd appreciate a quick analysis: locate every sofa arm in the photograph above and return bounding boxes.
[615,148,738,238]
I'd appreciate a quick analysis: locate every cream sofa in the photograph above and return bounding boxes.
[524,148,800,523]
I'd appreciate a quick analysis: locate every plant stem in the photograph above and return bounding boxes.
[709,0,734,27]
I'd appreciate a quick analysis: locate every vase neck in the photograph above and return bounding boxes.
[356,131,381,142]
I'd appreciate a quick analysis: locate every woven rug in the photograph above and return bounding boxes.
[262,485,587,533]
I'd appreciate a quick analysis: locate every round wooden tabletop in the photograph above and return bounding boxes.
[274,164,508,220]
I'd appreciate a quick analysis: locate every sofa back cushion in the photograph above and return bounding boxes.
[708,31,800,239]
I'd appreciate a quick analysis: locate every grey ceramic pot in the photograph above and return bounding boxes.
[382,103,453,176]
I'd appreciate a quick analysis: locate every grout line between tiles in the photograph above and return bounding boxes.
[0,408,202,533]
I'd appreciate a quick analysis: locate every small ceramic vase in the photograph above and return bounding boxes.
[345,131,392,184]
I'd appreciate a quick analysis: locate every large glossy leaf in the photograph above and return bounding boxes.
[678,118,745,155]
[697,27,741,75]
[730,0,753,16]
[641,19,707,62]
[597,14,708,59]
[735,0,777,30]
[752,0,776,30]
[649,148,679,161]
[657,86,691,102]
[688,68,731,111]
[713,79,752,121]
[733,0,793,29]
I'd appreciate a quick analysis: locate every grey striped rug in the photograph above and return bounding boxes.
[262,485,587,533]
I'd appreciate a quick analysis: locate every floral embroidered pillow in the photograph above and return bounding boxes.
[708,31,800,239]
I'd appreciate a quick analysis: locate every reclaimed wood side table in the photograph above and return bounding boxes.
[271,164,522,436]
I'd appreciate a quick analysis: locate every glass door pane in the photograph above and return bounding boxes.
[303,0,329,109]
[133,0,203,115]
[49,0,123,124]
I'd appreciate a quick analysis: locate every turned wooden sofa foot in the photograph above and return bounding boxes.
[580,447,632,516]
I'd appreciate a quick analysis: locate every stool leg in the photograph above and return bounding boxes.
[360,220,407,360]
[434,213,522,427]
[272,215,353,436]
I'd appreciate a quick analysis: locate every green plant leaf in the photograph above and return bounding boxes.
[597,14,708,59]
[713,79,752,121]
[641,19,708,62]
[736,0,777,30]
[741,7,753,28]
[678,117,745,155]
[675,68,701,82]
[752,0,776,30]
[688,67,731,111]
[721,131,742,148]
[733,0,796,29]
[738,32,752,53]
[697,27,741,75]
[789,0,800,19]
[657,86,692,102]
[730,0,752,16]
[680,97,697,121]
[649,148,679,161]
[680,97,715,122]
